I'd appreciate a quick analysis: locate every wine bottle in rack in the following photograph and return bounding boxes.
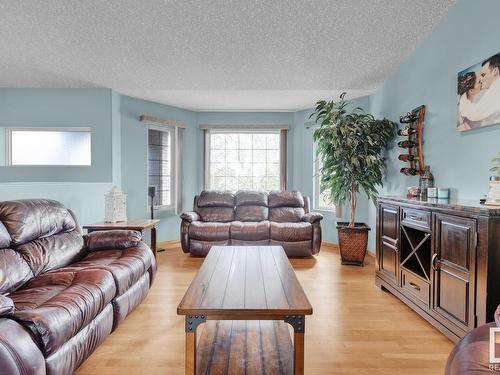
[398,140,416,148]
[400,167,418,176]
[400,112,418,123]
[397,127,416,136]
[398,154,415,161]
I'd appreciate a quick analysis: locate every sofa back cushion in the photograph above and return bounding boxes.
[235,191,268,221]
[0,199,85,277]
[15,231,85,275]
[268,191,305,223]
[0,199,77,245]
[196,191,235,222]
[0,248,33,294]
[0,222,11,249]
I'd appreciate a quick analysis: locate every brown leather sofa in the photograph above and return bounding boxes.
[0,199,156,375]
[446,305,500,374]
[180,190,323,257]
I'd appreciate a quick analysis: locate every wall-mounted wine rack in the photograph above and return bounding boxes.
[398,105,426,176]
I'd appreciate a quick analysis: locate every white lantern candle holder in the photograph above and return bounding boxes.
[104,186,127,223]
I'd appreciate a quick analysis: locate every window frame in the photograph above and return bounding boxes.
[204,129,282,192]
[147,124,176,211]
[5,127,92,167]
[313,140,336,212]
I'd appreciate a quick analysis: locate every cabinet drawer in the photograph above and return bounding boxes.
[402,270,430,307]
[401,208,430,230]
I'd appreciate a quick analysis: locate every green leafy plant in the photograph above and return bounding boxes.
[491,152,500,177]
[311,93,397,227]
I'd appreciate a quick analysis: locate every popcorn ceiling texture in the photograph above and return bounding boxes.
[0,0,455,110]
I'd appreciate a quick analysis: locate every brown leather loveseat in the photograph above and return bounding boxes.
[0,199,156,375]
[180,190,323,257]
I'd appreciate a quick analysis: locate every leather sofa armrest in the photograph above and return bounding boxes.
[84,230,143,251]
[180,211,200,223]
[0,319,46,375]
[301,212,323,224]
[0,295,14,316]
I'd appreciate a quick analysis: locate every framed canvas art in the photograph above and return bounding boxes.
[457,52,500,131]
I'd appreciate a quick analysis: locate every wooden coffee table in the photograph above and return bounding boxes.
[177,246,313,375]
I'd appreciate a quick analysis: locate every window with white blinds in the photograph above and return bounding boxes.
[148,127,173,208]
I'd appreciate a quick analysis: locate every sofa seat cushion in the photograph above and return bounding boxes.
[51,244,153,295]
[189,222,231,241]
[270,222,312,242]
[10,269,116,356]
[231,221,270,241]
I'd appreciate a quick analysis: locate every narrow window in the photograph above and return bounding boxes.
[148,127,173,208]
[7,128,91,166]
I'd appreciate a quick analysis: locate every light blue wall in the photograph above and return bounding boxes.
[120,95,198,241]
[0,88,117,227]
[365,0,500,251]
[0,89,113,182]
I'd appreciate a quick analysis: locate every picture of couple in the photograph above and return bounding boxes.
[457,52,500,131]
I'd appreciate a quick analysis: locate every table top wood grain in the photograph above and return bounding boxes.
[177,246,313,317]
[83,219,160,231]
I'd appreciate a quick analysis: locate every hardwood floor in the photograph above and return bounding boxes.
[76,243,453,375]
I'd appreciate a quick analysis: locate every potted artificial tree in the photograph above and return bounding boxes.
[311,93,396,266]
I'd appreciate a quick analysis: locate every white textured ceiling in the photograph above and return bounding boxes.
[0,0,455,111]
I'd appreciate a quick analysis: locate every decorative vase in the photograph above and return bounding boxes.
[336,222,371,266]
[486,178,500,206]
[104,186,127,223]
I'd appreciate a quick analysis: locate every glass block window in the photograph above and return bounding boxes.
[207,131,281,191]
[7,128,91,166]
[148,128,172,207]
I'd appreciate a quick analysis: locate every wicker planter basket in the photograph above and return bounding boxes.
[336,222,371,266]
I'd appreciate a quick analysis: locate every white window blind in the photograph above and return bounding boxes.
[148,127,173,208]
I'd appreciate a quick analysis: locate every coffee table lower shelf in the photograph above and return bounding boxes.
[196,320,294,375]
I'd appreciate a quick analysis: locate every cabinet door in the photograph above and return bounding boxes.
[433,213,477,331]
[377,204,399,285]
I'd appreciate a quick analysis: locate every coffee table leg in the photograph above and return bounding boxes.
[185,315,206,375]
[285,315,305,375]
[294,331,305,374]
[186,331,196,375]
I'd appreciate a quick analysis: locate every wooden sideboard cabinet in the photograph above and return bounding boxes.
[375,196,500,342]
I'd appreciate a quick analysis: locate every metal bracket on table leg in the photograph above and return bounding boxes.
[185,315,207,333]
[284,315,305,333]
